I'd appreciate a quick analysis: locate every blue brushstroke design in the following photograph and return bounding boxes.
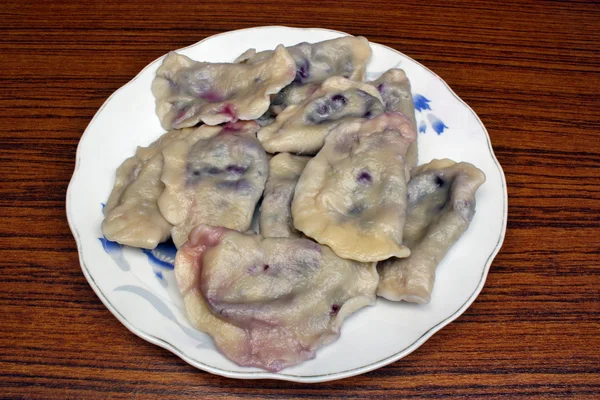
[418,120,427,134]
[115,285,213,349]
[428,114,448,135]
[154,270,164,280]
[99,237,130,271]
[141,240,176,270]
[413,94,432,112]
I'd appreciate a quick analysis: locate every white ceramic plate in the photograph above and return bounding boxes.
[66,26,507,383]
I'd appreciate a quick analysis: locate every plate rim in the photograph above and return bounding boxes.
[66,25,508,383]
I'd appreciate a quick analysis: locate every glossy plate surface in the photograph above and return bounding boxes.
[66,26,507,382]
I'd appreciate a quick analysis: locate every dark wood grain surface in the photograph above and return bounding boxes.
[1,0,599,398]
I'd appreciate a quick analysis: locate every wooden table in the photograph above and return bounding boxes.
[2,0,599,398]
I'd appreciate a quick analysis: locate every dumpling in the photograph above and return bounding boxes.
[151,45,296,130]
[258,77,385,154]
[101,128,194,249]
[236,36,372,115]
[159,121,268,248]
[292,112,416,262]
[102,154,171,249]
[259,153,310,238]
[235,36,371,85]
[377,159,486,303]
[175,224,378,372]
[369,69,418,172]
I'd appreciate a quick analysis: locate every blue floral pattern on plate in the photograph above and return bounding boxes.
[413,94,432,112]
[427,114,448,135]
[413,93,447,135]
[98,237,130,271]
[142,240,177,285]
[141,240,176,270]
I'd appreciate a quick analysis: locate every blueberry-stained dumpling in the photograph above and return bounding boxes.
[236,36,372,115]
[152,45,296,130]
[101,128,194,249]
[260,153,310,238]
[369,68,418,174]
[377,159,486,303]
[258,77,385,154]
[235,36,371,84]
[292,112,416,262]
[159,121,268,248]
[175,225,378,372]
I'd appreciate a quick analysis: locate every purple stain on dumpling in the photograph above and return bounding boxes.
[226,165,248,175]
[201,166,221,175]
[316,102,331,116]
[331,94,347,106]
[247,264,270,275]
[413,94,432,112]
[348,203,366,215]
[217,179,252,192]
[306,89,379,125]
[166,75,177,88]
[294,60,310,83]
[356,171,373,184]
[330,304,340,315]
[186,165,219,185]
[455,198,476,222]
[301,238,322,254]
[218,104,238,121]
[173,105,194,127]
[198,91,224,102]
[221,121,251,133]
[427,114,448,135]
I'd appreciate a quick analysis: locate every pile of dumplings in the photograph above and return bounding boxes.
[101,35,486,372]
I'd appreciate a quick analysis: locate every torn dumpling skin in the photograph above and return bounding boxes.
[175,224,378,372]
[101,128,195,249]
[260,153,310,238]
[258,77,385,154]
[152,45,296,130]
[369,69,418,173]
[377,159,486,303]
[236,36,372,115]
[158,121,268,248]
[292,112,416,262]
